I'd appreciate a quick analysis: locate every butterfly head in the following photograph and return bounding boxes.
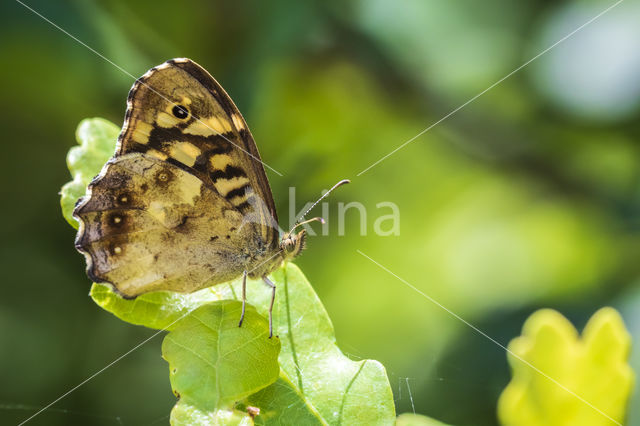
[280,216,324,260]
[280,228,307,261]
[278,180,350,261]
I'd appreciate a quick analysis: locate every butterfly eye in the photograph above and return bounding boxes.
[172,104,189,119]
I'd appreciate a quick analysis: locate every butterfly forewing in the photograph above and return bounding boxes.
[118,58,278,243]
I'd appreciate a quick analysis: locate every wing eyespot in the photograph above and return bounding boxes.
[172,104,189,119]
[155,169,174,185]
[106,212,127,230]
[116,192,132,206]
[109,244,123,255]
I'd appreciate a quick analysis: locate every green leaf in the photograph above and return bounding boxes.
[163,300,280,412]
[90,265,395,425]
[89,282,227,331]
[266,265,395,425]
[396,413,451,426]
[498,307,635,426]
[170,402,253,426]
[243,375,325,425]
[60,118,118,227]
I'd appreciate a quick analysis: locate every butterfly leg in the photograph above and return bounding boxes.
[263,276,276,338]
[238,270,248,328]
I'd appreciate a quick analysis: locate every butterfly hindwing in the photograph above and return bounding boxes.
[74,153,264,297]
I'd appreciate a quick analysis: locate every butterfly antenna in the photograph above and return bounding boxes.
[289,179,350,233]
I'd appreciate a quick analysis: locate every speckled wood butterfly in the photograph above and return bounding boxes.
[74,58,347,337]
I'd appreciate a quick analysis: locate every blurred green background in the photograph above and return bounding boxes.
[1,0,640,424]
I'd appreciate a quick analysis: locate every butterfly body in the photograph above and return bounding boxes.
[74,59,305,318]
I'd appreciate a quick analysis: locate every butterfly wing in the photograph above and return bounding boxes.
[118,58,278,243]
[74,153,269,297]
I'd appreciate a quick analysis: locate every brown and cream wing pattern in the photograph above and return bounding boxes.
[73,58,282,298]
[117,58,278,243]
[74,153,256,298]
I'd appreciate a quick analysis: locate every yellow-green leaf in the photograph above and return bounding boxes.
[162,301,280,412]
[396,413,451,425]
[90,264,395,425]
[170,402,253,426]
[498,307,634,426]
[60,118,118,227]
[241,375,325,425]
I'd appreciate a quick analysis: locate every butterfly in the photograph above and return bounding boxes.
[73,58,348,337]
